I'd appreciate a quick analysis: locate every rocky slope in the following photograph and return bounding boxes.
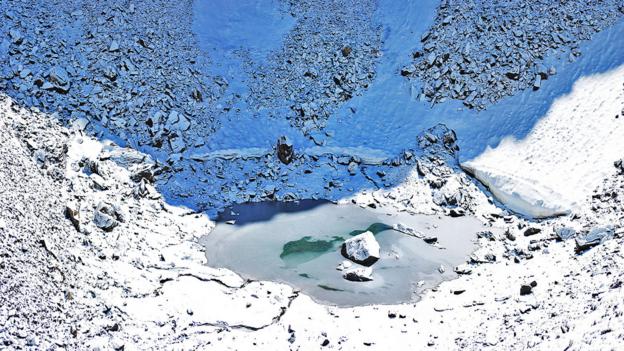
[403,0,624,109]
[0,95,295,349]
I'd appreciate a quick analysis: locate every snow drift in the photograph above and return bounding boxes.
[463,64,624,218]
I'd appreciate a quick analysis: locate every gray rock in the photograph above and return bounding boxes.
[109,40,120,52]
[336,260,352,271]
[164,111,190,132]
[575,226,614,252]
[169,136,186,153]
[93,201,125,232]
[341,231,380,266]
[555,227,576,241]
[93,208,118,232]
[90,173,110,190]
[9,30,23,45]
[347,161,358,175]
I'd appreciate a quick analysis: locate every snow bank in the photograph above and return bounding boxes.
[304,146,390,165]
[463,64,624,218]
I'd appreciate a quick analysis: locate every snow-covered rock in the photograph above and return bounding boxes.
[336,260,352,271]
[341,231,380,266]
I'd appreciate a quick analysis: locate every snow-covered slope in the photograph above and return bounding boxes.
[463,64,624,218]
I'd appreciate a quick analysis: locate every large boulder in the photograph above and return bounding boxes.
[341,231,380,266]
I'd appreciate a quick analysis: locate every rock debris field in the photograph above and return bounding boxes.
[1,0,624,350]
[403,0,624,109]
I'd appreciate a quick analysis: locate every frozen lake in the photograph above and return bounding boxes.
[201,201,498,306]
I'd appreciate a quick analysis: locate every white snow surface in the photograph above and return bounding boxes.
[463,64,624,218]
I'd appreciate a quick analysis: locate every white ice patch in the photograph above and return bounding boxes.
[463,64,624,218]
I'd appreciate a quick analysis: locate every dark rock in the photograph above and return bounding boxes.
[448,207,465,217]
[454,264,472,275]
[505,230,516,241]
[614,159,624,174]
[477,230,495,241]
[442,130,457,147]
[523,227,541,236]
[423,236,438,244]
[130,164,155,183]
[343,267,373,282]
[276,136,294,165]
[533,75,541,90]
[520,284,532,295]
[65,202,81,231]
[191,88,203,102]
[401,64,416,76]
